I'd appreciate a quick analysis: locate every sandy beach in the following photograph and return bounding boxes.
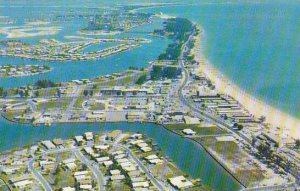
[193,26,300,141]
[0,26,62,38]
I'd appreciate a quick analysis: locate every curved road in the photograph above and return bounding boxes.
[73,149,106,191]
[28,158,53,191]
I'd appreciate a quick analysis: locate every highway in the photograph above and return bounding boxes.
[178,26,300,190]
[177,28,252,144]
[28,158,53,191]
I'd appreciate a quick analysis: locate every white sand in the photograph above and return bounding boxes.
[79,30,121,36]
[0,26,62,38]
[193,26,300,141]
[25,21,51,26]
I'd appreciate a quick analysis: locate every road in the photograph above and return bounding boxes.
[177,28,252,144]
[73,149,106,191]
[178,27,300,189]
[28,158,53,191]
[115,145,173,191]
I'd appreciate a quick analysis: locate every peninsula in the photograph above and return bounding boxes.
[0,5,299,191]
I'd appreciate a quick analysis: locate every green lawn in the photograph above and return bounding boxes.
[165,124,228,136]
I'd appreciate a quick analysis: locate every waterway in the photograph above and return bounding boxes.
[140,0,300,119]
[1,0,299,190]
[0,117,241,191]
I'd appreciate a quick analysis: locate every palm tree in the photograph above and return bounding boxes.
[295,139,300,148]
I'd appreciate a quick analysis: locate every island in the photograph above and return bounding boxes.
[80,10,152,35]
[0,65,51,78]
[0,7,300,191]
[0,130,203,191]
[0,38,149,62]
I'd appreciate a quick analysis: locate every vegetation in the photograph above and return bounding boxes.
[156,18,195,60]
[296,139,300,148]
[165,124,228,136]
[34,79,57,89]
[150,65,181,80]
[83,12,151,32]
[135,74,147,85]
[233,123,243,130]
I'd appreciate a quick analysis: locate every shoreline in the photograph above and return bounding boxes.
[193,27,300,141]
[0,114,245,189]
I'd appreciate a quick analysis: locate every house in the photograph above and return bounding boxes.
[130,133,143,139]
[123,165,136,172]
[169,176,193,189]
[2,167,20,175]
[86,111,106,121]
[63,158,77,171]
[103,160,113,167]
[74,136,84,145]
[182,129,196,136]
[41,140,56,150]
[74,171,89,177]
[61,187,75,191]
[40,160,56,171]
[96,157,110,164]
[145,154,163,164]
[110,175,125,181]
[94,144,109,151]
[9,177,33,189]
[110,170,121,176]
[12,180,33,189]
[126,112,146,122]
[79,184,92,190]
[52,138,64,147]
[131,177,146,183]
[83,147,94,155]
[132,181,150,188]
[84,132,94,141]
[140,146,152,153]
[183,116,201,124]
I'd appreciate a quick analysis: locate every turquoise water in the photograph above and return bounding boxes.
[0,118,241,191]
[1,0,300,117]
[141,1,300,118]
[1,1,300,190]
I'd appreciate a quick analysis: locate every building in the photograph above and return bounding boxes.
[126,112,146,122]
[84,132,94,141]
[41,140,56,150]
[169,176,193,190]
[61,187,75,191]
[182,129,196,136]
[74,136,84,145]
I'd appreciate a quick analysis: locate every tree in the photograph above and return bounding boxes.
[251,137,258,147]
[237,124,244,130]
[295,139,300,148]
[136,74,147,85]
[35,79,56,89]
[233,123,243,130]
[259,115,266,123]
[25,89,29,97]
[223,114,228,120]
[56,88,61,98]
[34,90,39,97]
[19,90,24,98]
[0,87,3,97]
[83,90,89,97]
[89,90,93,96]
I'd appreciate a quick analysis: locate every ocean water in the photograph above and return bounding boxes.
[0,1,299,190]
[2,0,299,118]
[141,1,300,118]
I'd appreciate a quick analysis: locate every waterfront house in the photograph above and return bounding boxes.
[169,176,193,190]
